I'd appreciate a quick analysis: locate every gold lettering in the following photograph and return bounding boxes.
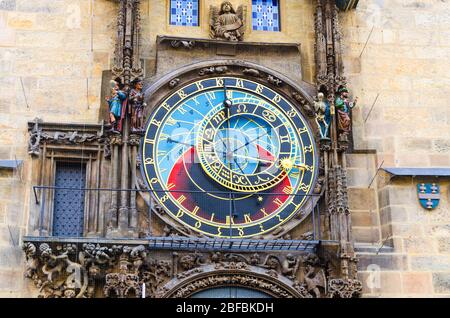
[280,135,290,143]
[195,82,204,90]
[144,158,154,165]
[151,119,161,127]
[273,198,283,208]
[283,186,293,194]
[244,214,252,223]
[225,216,235,225]
[176,195,186,204]
[192,206,200,215]
[212,111,226,125]
[262,110,276,122]
[304,145,314,153]
[256,84,264,94]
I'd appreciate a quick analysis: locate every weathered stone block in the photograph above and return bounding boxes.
[347,168,373,188]
[402,272,433,295]
[351,211,378,227]
[353,227,380,244]
[357,254,408,271]
[0,270,22,291]
[0,0,15,11]
[348,188,377,210]
[403,237,438,254]
[380,206,408,225]
[0,245,22,268]
[438,237,450,254]
[433,273,450,294]
[410,256,450,272]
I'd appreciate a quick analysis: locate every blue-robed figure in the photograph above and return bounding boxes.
[106,80,127,133]
[314,92,331,140]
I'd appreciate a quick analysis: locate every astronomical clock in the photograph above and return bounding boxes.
[140,64,320,239]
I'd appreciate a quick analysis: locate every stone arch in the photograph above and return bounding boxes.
[155,264,306,298]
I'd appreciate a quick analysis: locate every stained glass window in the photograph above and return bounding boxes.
[170,0,199,27]
[252,0,280,32]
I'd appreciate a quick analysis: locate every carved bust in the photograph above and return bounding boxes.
[210,1,245,41]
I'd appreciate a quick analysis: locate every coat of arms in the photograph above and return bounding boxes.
[417,183,440,210]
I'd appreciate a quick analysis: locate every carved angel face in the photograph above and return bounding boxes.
[221,2,233,13]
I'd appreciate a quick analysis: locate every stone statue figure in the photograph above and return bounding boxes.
[129,79,146,134]
[314,92,331,140]
[210,1,245,41]
[335,86,358,137]
[106,80,127,134]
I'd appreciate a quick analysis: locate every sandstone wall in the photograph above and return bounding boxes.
[341,0,450,297]
[0,0,117,297]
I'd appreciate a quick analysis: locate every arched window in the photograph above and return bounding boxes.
[170,0,199,26]
[252,0,280,32]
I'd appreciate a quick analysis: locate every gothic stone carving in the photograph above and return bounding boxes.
[23,240,351,298]
[210,2,246,41]
[28,118,106,156]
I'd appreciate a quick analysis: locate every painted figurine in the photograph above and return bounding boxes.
[210,1,245,41]
[129,79,146,133]
[314,92,331,140]
[106,80,127,134]
[335,87,358,136]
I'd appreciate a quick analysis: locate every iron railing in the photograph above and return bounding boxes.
[32,185,324,251]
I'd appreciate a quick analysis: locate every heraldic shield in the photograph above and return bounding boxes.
[417,183,440,210]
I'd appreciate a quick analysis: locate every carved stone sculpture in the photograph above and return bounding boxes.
[210,2,245,41]
[129,79,146,133]
[106,80,127,134]
[335,86,358,139]
[314,92,331,140]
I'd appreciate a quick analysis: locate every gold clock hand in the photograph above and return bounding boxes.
[232,154,308,170]
[231,154,274,164]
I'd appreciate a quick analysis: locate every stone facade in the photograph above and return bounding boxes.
[341,0,450,297]
[0,0,449,297]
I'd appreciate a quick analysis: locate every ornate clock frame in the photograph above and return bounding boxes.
[22,0,362,298]
[137,60,324,240]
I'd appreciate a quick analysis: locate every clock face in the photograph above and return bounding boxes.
[141,77,317,238]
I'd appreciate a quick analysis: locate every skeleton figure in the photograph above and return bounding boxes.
[314,92,331,140]
[210,2,245,41]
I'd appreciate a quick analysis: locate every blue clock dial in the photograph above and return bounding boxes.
[141,77,317,238]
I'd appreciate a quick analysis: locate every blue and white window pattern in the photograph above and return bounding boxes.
[170,0,199,27]
[252,0,280,32]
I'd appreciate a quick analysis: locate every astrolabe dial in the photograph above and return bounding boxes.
[141,77,317,238]
[197,100,303,193]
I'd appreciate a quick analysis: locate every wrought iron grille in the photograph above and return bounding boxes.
[52,163,86,237]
